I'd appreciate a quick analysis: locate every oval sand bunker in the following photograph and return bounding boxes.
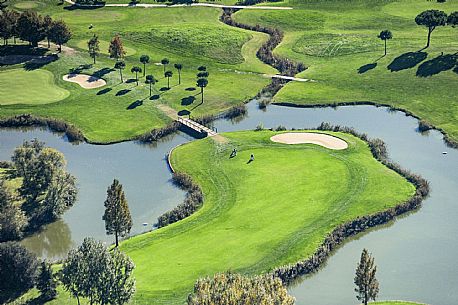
[63,74,106,89]
[270,132,348,150]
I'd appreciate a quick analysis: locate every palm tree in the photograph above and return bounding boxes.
[161,58,169,74]
[114,60,126,83]
[378,30,392,56]
[131,66,142,86]
[145,75,157,97]
[197,71,209,78]
[140,55,150,76]
[196,77,208,104]
[174,63,183,84]
[197,65,206,71]
[164,70,173,89]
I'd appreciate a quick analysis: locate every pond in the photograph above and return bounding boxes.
[0,101,457,305]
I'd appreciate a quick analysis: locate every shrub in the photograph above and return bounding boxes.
[255,123,264,131]
[418,120,433,132]
[275,125,287,131]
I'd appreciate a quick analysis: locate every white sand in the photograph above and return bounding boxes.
[63,74,106,89]
[270,132,348,150]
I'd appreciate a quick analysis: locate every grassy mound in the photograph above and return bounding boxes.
[13,1,40,9]
[125,25,250,64]
[234,0,458,144]
[0,69,69,105]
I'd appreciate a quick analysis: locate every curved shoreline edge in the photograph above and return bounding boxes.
[164,125,430,287]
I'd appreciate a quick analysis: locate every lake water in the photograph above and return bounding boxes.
[0,101,456,305]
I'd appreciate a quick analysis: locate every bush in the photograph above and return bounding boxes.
[0,242,39,302]
[418,120,433,132]
[275,125,287,131]
[255,123,264,131]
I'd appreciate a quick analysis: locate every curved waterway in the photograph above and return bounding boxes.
[0,102,457,305]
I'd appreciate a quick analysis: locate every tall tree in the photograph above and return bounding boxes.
[196,77,208,104]
[42,15,53,48]
[197,65,206,71]
[87,34,100,64]
[164,70,173,89]
[115,60,126,83]
[145,74,157,97]
[102,179,132,247]
[0,180,26,242]
[37,261,57,301]
[161,57,169,73]
[196,71,209,78]
[131,66,142,86]
[0,242,39,303]
[448,11,458,27]
[188,273,295,305]
[49,20,72,52]
[17,10,45,47]
[174,63,183,84]
[140,54,149,77]
[0,10,15,45]
[354,249,379,305]
[378,30,392,56]
[109,34,126,61]
[415,10,448,48]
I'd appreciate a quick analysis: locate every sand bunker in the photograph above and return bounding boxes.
[270,132,348,150]
[63,74,106,89]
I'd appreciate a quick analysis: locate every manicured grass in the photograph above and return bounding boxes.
[0,69,69,105]
[22,130,412,305]
[370,301,429,305]
[0,1,272,143]
[13,1,40,9]
[234,0,458,143]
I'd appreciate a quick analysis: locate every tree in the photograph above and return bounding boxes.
[196,77,208,104]
[0,10,16,45]
[37,261,57,301]
[415,10,448,48]
[164,70,173,89]
[197,65,206,71]
[49,20,72,52]
[109,34,126,60]
[145,74,157,97]
[0,242,39,302]
[98,249,136,305]
[161,57,169,73]
[88,34,100,64]
[378,30,392,56]
[354,249,379,305]
[0,0,8,11]
[140,54,149,76]
[448,11,458,27]
[42,15,53,48]
[187,273,295,305]
[131,66,142,86]
[17,10,45,47]
[115,60,126,83]
[0,180,26,242]
[196,71,209,78]
[174,63,183,84]
[102,179,132,247]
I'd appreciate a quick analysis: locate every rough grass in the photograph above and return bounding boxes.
[234,0,458,143]
[75,39,137,57]
[0,69,69,105]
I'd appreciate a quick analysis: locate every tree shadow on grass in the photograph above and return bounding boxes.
[150,94,160,100]
[160,87,170,92]
[115,89,131,96]
[416,54,457,77]
[127,100,143,110]
[454,65,458,75]
[92,67,114,78]
[97,87,112,95]
[178,109,191,116]
[181,96,195,106]
[387,51,427,72]
[357,63,377,74]
[0,45,48,56]
[69,64,92,74]
[185,87,196,91]
[23,55,58,71]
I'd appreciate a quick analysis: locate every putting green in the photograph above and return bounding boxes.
[0,69,69,105]
[114,130,414,304]
[14,1,39,9]
[76,39,136,57]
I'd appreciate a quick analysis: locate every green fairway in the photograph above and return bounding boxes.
[234,0,458,144]
[0,69,69,105]
[370,302,428,305]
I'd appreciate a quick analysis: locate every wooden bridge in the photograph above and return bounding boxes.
[177,117,217,138]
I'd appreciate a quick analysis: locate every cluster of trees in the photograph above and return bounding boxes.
[0,140,77,242]
[0,10,71,50]
[61,237,135,305]
[187,273,295,304]
[0,242,57,303]
[415,9,458,48]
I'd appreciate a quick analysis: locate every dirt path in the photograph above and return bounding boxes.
[64,0,292,10]
[270,132,348,150]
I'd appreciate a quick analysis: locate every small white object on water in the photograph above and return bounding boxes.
[142,222,148,226]
[442,152,447,155]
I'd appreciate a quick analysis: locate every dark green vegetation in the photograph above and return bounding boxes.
[234,0,458,144]
[0,0,272,143]
[0,140,77,242]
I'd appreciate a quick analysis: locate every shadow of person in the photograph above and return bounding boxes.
[416,54,457,77]
[127,100,143,110]
[387,51,427,72]
[357,63,377,74]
